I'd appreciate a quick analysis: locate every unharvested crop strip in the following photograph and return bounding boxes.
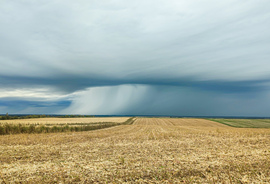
[0,117,135,135]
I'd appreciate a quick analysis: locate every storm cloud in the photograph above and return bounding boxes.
[1,0,270,116]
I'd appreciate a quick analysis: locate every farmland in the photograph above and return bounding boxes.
[0,117,131,135]
[209,118,270,128]
[0,117,270,183]
[0,117,130,125]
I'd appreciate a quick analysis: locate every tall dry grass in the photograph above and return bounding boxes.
[0,117,132,135]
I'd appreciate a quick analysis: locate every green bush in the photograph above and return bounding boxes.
[0,125,4,135]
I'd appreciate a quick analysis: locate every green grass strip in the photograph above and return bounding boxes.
[208,118,270,128]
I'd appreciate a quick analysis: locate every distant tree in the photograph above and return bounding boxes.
[5,112,9,119]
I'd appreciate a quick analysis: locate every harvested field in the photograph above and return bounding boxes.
[134,118,227,127]
[0,118,270,183]
[0,117,130,125]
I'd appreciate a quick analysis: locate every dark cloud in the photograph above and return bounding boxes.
[1,74,269,94]
[1,0,270,115]
[62,84,270,117]
[0,99,71,114]
[0,99,70,108]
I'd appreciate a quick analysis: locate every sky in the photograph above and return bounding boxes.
[1,0,270,116]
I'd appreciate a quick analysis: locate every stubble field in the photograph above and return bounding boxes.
[0,117,130,125]
[0,118,270,183]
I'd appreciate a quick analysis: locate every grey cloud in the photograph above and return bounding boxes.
[1,74,269,95]
[62,84,270,117]
[1,0,270,79]
[1,0,270,115]
[0,98,71,114]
